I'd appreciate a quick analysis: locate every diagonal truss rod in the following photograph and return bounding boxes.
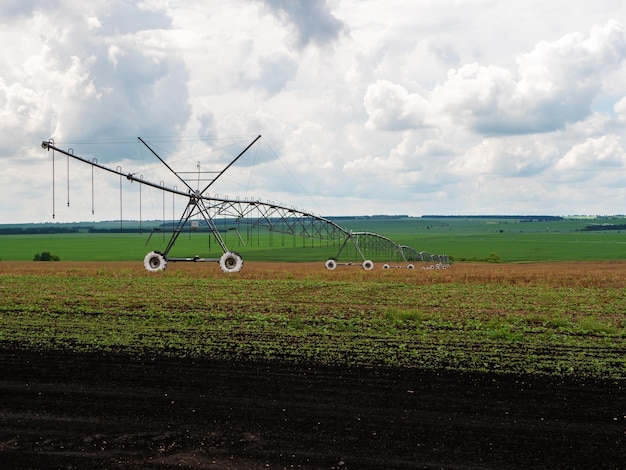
[136,135,262,196]
[200,135,261,194]
[137,137,195,193]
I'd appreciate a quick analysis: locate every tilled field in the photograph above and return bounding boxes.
[0,348,624,469]
[1,261,625,468]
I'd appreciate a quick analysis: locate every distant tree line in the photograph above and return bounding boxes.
[421,215,564,222]
[0,226,150,235]
[582,224,626,231]
[85,228,152,233]
[0,227,87,235]
[326,215,409,220]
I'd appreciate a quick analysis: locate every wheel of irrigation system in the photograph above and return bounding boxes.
[407,264,415,269]
[144,251,167,272]
[362,260,374,270]
[219,251,244,273]
[325,259,337,270]
[383,264,390,269]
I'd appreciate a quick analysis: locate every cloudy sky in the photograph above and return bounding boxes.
[2,0,626,223]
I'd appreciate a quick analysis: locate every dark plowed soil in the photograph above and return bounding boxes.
[0,348,624,469]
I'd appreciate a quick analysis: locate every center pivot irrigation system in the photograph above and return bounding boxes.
[41,136,450,272]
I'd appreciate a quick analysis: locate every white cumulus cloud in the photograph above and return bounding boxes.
[366,20,626,136]
[364,80,431,131]
[556,135,626,171]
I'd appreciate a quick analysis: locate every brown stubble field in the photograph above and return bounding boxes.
[3,258,626,283]
[1,260,625,468]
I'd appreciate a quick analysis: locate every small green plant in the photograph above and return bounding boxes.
[487,324,524,342]
[384,307,425,324]
[34,251,60,261]
[575,316,617,336]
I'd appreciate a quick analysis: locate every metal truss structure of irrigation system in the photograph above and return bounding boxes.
[41,136,450,273]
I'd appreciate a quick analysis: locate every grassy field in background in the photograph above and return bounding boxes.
[1,216,626,263]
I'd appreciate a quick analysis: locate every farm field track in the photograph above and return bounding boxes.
[1,261,625,468]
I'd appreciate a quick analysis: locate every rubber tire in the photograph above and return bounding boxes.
[219,251,244,273]
[144,251,167,272]
[325,259,337,270]
[362,260,374,271]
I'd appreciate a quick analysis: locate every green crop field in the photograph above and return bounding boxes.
[1,216,626,263]
[1,261,624,378]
